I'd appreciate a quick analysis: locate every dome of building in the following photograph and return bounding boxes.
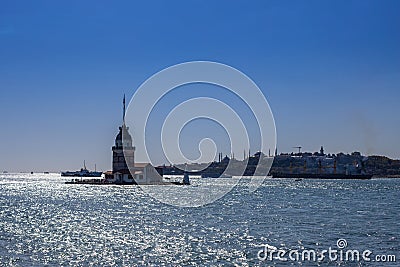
[115,124,133,148]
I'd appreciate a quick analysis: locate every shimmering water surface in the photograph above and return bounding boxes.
[0,173,399,266]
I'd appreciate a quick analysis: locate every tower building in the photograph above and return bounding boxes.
[105,95,163,185]
[112,95,135,179]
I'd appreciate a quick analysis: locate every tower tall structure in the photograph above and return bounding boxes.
[112,95,135,176]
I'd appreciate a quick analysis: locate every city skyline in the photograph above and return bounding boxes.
[1,0,400,172]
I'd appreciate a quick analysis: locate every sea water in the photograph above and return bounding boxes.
[0,173,399,266]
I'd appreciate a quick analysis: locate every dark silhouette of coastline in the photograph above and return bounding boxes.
[157,147,400,179]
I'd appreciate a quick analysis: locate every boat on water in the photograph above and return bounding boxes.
[170,171,191,185]
[61,161,102,177]
[271,173,372,179]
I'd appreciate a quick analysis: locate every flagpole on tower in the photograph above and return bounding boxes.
[123,94,126,123]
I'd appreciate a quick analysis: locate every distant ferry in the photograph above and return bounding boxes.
[271,173,372,179]
[61,161,102,177]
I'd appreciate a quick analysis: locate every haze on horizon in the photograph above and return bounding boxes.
[1,0,399,172]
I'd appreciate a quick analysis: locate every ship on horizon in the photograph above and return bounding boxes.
[61,161,102,177]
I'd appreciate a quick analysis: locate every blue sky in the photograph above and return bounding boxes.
[1,0,399,171]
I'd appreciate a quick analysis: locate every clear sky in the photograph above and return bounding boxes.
[1,0,399,172]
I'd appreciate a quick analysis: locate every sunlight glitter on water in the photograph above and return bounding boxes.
[0,173,399,266]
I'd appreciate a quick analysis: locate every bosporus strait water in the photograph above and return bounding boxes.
[0,173,399,266]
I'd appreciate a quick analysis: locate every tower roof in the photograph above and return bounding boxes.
[115,124,132,143]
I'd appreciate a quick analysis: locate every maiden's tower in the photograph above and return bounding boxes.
[106,95,163,184]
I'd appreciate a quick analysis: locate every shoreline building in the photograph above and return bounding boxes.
[105,96,163,184]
